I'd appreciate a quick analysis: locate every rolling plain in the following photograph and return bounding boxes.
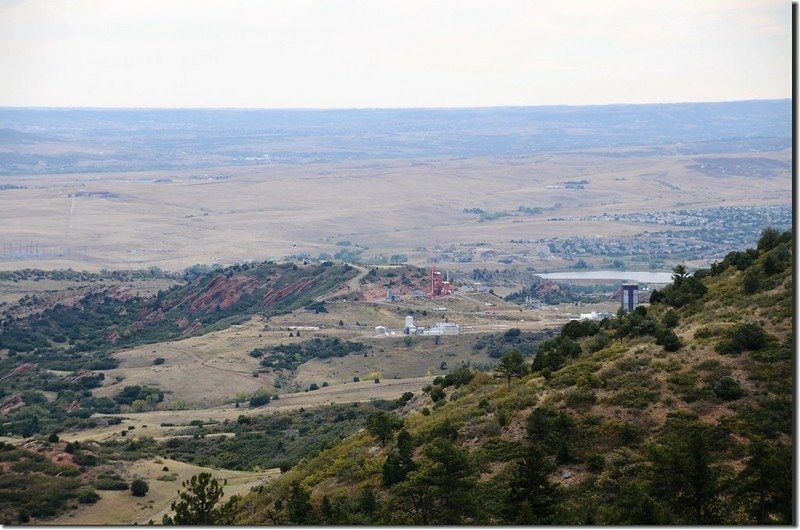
[0,101,792,524]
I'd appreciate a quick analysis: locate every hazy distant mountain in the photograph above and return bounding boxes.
[0,99,790,174]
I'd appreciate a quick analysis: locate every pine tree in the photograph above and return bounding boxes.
[502,443,561,524]
[389,438,476,524]
[382,429,416,486]
[496,349,528,388]
[163,473,225,525]
[286,481,314,524]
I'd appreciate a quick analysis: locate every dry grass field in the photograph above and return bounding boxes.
[0,151,790,272]
[60,376,436,444]
[50,457,279,525]
[88,289,610,408]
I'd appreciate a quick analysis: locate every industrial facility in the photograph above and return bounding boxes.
[373,314,460,337]
[403,315,459,336]
[428,266,453,297]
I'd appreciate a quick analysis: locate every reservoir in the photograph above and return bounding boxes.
[538,270,673,283]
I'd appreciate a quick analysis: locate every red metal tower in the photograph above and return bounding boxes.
[429,267,453,297]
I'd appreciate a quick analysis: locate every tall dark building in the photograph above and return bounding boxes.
[621,283,639,312]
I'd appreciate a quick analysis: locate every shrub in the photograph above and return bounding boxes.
[713,376,744,400]
[73,452,98,467]
[430,386,446,402]
[249,394,271,407]
[497,409,509,427]
[651,275,707,308]
[585,332,612,353]
[48,433,59,443]
[95,475,128,490]
[396,392,414,407]
[662,310,679,329]
[587,454,605,471]
[716,322,770,355]
[527,406,573,450]
[742,270,760,294]
[353,376,360,383]
[757,227,781,252]
[443,366,474,388]
[78,488,100,504]
[153,357,166,365]
[564,386,597,409]
[609,386,659,409]
[561,320,600,340]
[732,323,770,350]
[130,479,149,497]
[308,383,319,391]
[476,437,524,462]
[694,326,724,339]
[656,329,682,352]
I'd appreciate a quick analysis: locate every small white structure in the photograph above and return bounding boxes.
[375,325,387,335]
[421,322,460,336]
[405,315,415,328]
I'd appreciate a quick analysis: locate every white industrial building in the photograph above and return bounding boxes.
[421,322,460,336]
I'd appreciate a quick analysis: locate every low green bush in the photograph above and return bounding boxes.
[713,376,744,400]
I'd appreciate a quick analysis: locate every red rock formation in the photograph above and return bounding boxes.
[105,331,121,344]
[183,319,203,335]
[0,394,25,415]
[136,307,165,324]
[64,370,95,383]
[0,363,37,381]
[176,317,190,330]
[103,285,135,302]
[535,279,564,299]
[262,277,316,307]
[189,275,260,312]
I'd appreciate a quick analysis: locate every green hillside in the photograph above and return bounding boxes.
[228,228,793,525]
[0,261,357,436]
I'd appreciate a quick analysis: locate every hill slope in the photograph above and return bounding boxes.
[0,261,357,436]
[230,229,793,525]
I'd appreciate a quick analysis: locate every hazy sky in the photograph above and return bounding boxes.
[0,0,791,108]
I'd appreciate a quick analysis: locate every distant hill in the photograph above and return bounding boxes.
[229,228,793,525]
[0,100,791,174]
[0,128,47,144]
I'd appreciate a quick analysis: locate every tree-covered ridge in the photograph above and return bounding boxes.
[0,261,356,356]
[229,228,792,525]
[0,261,357,437]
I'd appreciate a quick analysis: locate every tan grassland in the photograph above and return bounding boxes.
[59,376,436,443]
[89,292,610,408]
[50,457,279,525]
[0,152,790,272]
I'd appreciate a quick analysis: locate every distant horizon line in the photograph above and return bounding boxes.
[0,97,790,112]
